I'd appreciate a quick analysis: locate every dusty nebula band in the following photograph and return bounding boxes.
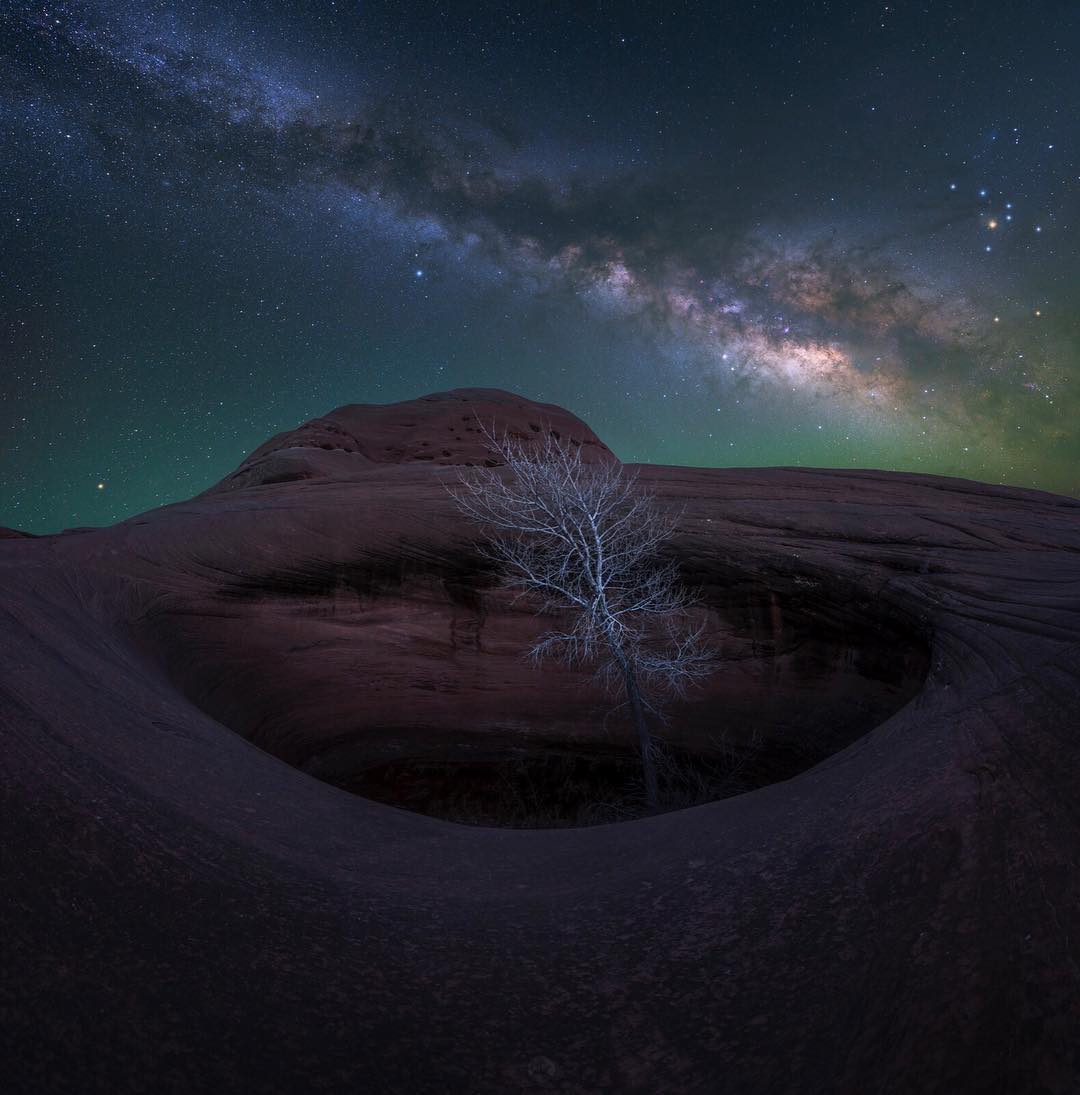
[1,1,1077,529]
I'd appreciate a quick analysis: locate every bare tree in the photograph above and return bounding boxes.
[450,422,714,808]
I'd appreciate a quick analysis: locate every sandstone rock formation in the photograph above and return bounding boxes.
[2,388,1078,1093]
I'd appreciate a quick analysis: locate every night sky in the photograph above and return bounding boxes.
[2,1,1078,533]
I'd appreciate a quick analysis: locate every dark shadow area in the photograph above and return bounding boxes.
[145,553,932,828]
[302,719,900,828]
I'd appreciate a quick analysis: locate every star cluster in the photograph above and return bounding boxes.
[1,0,1077,531]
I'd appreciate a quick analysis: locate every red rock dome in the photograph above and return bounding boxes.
[208,387,616,494]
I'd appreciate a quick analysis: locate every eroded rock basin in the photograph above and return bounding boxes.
[156,563,931,826]
[3,390,1079,1094]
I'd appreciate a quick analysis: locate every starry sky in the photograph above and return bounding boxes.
[2,1,1078,533]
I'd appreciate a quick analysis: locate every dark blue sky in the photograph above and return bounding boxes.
[2,0,1078,532]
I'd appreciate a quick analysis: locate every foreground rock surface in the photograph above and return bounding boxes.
[2,388,1079,1094]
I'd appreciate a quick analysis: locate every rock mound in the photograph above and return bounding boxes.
[209,387,615,493]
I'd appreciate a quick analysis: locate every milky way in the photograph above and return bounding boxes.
[1,1,1078,531]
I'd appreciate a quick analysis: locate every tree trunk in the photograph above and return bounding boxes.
[613,647,658,807]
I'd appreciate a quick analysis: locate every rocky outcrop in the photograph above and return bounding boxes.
[2,389,1079,1094]
[206,387,615,494]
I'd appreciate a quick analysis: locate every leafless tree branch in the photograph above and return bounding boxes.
[448,416,716,807]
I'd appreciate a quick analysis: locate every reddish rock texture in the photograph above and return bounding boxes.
[2,388,1079,1094]
[207,387,616,495]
